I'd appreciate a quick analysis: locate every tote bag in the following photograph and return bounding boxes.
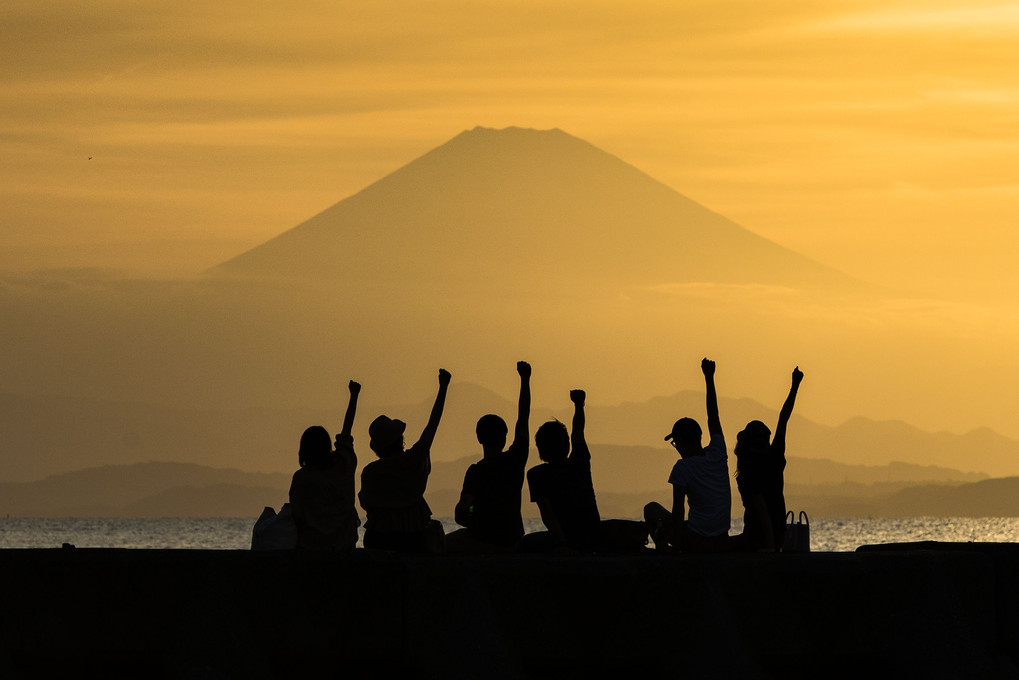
[783,510,810,553]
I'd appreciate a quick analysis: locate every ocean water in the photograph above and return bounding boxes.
[3,516,1019,551]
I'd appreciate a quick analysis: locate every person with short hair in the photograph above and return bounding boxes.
[447,362,531,554]
[521,389,601,553]
[358,368,451,553]
[644,358,731,552]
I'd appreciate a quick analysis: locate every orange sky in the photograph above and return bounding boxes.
[3,1,1018,295]
[3,1,1019,439]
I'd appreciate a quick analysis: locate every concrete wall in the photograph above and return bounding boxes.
[0,544,1016,679]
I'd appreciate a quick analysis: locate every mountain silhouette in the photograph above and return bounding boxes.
[212,126,860,293]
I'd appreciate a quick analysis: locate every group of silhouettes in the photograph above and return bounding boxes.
[287,359,803,554]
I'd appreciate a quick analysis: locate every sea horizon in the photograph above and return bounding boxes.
[3,516,1018,553]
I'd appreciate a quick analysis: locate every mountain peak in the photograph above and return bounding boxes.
[212,127,860,293]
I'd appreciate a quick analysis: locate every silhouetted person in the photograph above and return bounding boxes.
[288,380,361,550]
[447,361,531,554]
[732,366,804,552]
[521,389,601,553]
[644,358,731,552]
[358,368,451,553]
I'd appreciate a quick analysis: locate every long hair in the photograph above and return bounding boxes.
[298,426,333,468]
[734,420,771,480]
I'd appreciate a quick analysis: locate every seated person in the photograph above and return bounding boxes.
[644,358,731,552]
[521,389,601,553]
[288,380,362,550]
[447,361,531,554]
[732,366,803,552]
[358,368,450,553]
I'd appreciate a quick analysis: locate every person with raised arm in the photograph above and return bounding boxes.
[288,380,362,550]
[732,366,804,552]
[358,368,451,553]
[644,358,731,553]
[447,361,532,554]
[521,388,601,553]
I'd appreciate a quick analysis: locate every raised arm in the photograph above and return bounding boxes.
[569,389,588,459]
[340,380,360,437]
[702,358,722,436]
[510,361,531,450]
[773,367,803,449]
[415,368,451,451]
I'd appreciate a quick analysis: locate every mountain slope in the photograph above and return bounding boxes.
[213,126,859,293]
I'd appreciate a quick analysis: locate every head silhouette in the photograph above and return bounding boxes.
[735,420,771,456]
[665,417,703,458]
[535,419,569,463]
[298,426,332,468]
[368,415,406,458]
[735,420,771,477]
[476,414,508,451]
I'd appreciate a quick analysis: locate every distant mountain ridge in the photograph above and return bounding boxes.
[3,386,1018,484]
[0,458,1002,519]
[212,126,861,293]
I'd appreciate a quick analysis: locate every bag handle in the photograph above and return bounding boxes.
[785,510,794,523]
[798,510,809,526]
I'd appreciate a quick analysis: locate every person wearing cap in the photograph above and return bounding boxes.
[644,358,731,552]
[447,361,531,554]
[288,379,362,550]
[358,368,451,553]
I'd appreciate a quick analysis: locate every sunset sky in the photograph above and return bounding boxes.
[4,1,1019,448]
[4,1,1017,294]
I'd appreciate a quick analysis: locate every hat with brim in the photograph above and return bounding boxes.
[665,417,701,443]
[369,415,406,453]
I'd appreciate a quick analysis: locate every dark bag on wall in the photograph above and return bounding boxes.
[251,503,298,550]
[783,510,810,553]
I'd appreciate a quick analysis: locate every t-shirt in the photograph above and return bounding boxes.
[668,433,731,538]
[358,440,432,533]
[461,440,528,546]
[527,440,601,550]
[288,433,360,550]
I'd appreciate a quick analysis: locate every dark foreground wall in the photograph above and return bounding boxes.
[0,544,1017,679]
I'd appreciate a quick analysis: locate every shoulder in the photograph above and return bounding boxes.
[408,440,430,459]
[507,439,528,459]
[668,458,695,484]
[361,458,381,477]
[705,433,727,457]
[570,439,591,462]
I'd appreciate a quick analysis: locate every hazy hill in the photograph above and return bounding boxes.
[2,386,1017,485]
[0,456,997,519]
[0,462,290,517]
[213,126,860,293]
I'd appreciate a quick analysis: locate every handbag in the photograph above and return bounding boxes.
[782,510,810,553]
[251,503,298,550]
